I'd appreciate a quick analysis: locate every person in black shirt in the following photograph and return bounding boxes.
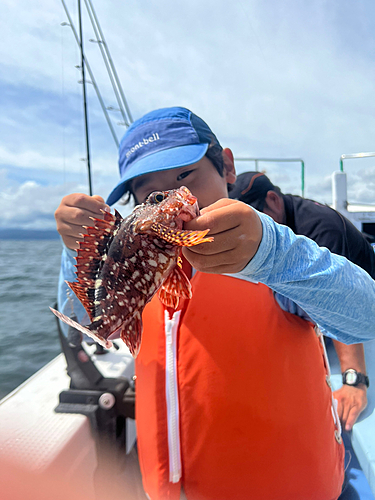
[230,170,374,432]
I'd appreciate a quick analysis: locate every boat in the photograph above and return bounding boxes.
[0,317,138,499]
[1,162,375,499]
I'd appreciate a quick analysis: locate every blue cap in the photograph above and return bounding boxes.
[106,107,222,205]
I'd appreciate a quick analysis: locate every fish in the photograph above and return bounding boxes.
[50,186,213,357]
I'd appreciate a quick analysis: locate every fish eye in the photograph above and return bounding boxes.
[148,191,166,204]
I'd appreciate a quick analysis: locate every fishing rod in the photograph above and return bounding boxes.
[60,0,121,149]
[85,0,133,126]
[77,0,92,195]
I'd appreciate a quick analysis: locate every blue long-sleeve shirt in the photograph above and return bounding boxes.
[58,210,375,344]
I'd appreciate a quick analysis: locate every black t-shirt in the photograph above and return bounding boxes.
[283,194,375,279]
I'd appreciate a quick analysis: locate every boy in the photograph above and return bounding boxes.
[55,107,375,500]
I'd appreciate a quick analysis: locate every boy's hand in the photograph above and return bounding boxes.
[55,193,110,250]
[182,199,262,274]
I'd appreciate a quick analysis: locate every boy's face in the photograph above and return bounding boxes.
[130,155,236,209]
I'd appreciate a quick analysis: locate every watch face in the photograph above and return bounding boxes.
[345,370,358,385]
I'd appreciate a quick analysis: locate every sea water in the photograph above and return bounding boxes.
[0,239,63,399]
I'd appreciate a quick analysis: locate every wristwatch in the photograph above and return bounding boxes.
[342,369,369,388]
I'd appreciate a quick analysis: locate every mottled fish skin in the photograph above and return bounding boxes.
[51,186,213,357]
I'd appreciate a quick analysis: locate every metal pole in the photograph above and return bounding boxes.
[61,0,120,148]
[84,0,130,127]
[86,0,133,124]
[78,0,92,195]
[301,160,305,197]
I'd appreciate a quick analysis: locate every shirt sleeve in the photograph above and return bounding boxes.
[58,244,89,335]
[236,211,375,344]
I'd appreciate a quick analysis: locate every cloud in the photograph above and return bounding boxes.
[0,180,66,230]
[1,0,375,228]
[0,169,131,231]
[347,165,375,205]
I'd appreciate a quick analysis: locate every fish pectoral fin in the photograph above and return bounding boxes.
[150,223,214,247]
[134,219,153,232]
[120,314,143,358]
[157,265,192,308]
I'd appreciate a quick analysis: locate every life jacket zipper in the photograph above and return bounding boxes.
[316,327,342,437]
[165,310,182,483]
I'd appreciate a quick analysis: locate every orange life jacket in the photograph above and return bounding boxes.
[135,272,344,500]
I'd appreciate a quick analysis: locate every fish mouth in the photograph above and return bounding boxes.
[178,200,199,221]
[176,186,200,222]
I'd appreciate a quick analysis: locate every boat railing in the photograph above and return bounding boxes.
[234,157,305,197]
[335,152,375,212]
[340,152,375,172]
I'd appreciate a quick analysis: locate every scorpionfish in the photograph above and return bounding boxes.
[50,186,213,357]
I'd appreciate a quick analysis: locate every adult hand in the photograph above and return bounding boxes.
[182,198,262,274]
[55,193,110,250]
[333,385,368,432]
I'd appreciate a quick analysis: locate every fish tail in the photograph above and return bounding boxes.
[49,307,112,349]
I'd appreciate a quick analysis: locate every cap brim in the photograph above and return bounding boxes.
[106,143,209,206]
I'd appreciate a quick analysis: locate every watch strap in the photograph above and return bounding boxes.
[356,373,370,388]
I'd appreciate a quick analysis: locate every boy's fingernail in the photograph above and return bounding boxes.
[104,206,111,212]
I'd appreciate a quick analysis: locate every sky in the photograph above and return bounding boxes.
[1,0,375,231]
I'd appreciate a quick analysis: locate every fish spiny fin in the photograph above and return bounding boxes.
[49,307,112,348]
[158,265,192,309]
[161,266,192,299]
[158,288,180,310]
[150,223,214,247]
[68,209,123,321]
[120,314,143,358]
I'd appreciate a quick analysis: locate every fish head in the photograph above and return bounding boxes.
[133,186,199,233]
